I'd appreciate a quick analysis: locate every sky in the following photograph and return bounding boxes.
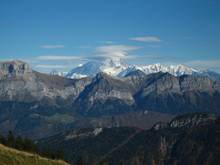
[0,0,220,73]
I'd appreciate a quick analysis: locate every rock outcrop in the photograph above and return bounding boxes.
[152,112,217,130]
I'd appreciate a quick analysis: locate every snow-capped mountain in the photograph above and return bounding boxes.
[65,57,130,79]
[54,57,220,80]
[118,63,201,77]
[50,69,68,77]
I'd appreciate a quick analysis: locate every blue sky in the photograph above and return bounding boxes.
[0,0,220,73]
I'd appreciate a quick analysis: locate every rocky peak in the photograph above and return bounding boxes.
[101,57,128,67]
[0,60,32,79]
[95,72,111,80]
[50,69,59,75]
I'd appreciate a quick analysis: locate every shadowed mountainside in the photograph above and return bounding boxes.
[36,113,219,165]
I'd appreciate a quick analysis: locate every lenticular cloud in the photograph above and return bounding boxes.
[94,45,142,58]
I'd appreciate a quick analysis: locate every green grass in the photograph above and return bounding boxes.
[47,113,75,123]
[0,144,69,165]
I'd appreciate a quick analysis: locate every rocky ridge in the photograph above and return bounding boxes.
[36,112,220,165]
[152,112,217,130]
[0,60,219,116]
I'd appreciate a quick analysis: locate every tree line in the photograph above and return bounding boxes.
[0,131,125,165]
[0,130,66,161]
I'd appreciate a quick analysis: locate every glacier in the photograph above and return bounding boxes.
[50,57,220,80]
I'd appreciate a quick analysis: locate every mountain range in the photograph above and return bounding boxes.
[0,60,219,139]
[0,60,219,164]
[51,57,220,81]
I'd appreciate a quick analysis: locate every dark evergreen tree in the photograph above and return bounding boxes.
[41,147,55,159]
[0,134,7,145]
[75,155,86,165]
[99,162,108,165]
[119,161,124,165]
[1,131,68,163]
[7,130,15,147]
[55,147,65,160]
[15,135,23,150]
[23,137,38,153]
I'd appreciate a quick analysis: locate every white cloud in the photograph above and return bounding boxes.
[140,55,169,59]
[35,65,68,69]
[125,55,169,59]
[129,36,162,42]
[94,45,142,58]
[97,41,117,44]
[36,56,81,60]
[93,45,169,60]
[39,45,66,48]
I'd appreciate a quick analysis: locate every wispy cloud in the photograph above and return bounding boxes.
[35,65,68,69]
[39,45,66,48]
[92,45,170,60]
[97,41,117,44]
[36,56,81,60]
[124,55,170,60]
[94,45,142,58]
[129,36,162,42]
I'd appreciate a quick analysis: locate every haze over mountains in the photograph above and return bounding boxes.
[50,57,220,81]
[0,59,219,139]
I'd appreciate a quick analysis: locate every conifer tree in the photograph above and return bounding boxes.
[7,130,15,147]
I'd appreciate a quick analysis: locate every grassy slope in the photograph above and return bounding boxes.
[0,144,69,165]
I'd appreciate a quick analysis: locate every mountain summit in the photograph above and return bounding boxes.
[65,57,129,79]
[64,57,220,80]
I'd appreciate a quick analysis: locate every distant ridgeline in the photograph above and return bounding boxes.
[51,57,220,81]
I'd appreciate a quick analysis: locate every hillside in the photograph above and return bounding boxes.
[0,143,69,165]
[36,113,220,165]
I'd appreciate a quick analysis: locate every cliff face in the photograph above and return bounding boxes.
[73,72,137,116]
[0,60,33,79]
[132,73,220,115]
[0,60,93,102]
